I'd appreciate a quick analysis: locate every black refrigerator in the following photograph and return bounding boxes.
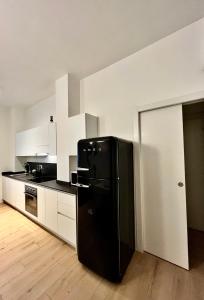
[76,136,135,282]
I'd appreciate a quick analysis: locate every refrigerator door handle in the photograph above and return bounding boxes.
[77,167,89,171]
[75,183,90,188]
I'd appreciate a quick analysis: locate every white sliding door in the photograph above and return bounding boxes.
[140,104,189,269]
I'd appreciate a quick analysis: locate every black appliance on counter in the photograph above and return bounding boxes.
[71,171,77,186]
[76,136,135,282]
[24,162,30,174]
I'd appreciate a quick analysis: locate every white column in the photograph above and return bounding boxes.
[56,74,70,182]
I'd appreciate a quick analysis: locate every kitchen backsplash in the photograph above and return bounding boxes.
[27,162,57,177]
[16,155,57,173]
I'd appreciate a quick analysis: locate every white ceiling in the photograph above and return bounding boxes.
[0,0,204,106]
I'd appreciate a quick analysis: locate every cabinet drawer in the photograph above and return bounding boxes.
[58,193,76,219]
[58,213,76,246]
[45,189,58,233]
[2,177,7,201]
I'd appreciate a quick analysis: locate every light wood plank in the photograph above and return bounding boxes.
[0,204,204,300]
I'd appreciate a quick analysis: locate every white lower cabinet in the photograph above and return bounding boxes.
[36,186,45,224]
[2,176,7,202]
[3,177,24,210]
[9,180,17,207]
[3,177,17,207]
[58,192,76,219]
[2,177,76,247]
[44,189,77,246]
[2,178,44,221]
[44,189,58,233]
[57,192,76,246]
[14,180,24,211]
[58,213,76,246]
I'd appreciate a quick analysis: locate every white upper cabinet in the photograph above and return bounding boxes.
[67,113,98,156]
[15,129,32,156]
[16,123,56,156]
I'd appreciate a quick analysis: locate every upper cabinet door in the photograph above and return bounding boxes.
[140,104,189,269]
[67,114,86,156]
[67,113,98,156]
[15,123,56,156]
[36,125,49,146]
[16,129,34,156]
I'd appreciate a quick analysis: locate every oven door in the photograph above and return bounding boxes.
[25,192,38,217]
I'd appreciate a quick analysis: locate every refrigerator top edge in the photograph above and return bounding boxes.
[78,136,133,145]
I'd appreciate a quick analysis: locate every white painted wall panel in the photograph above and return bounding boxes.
[24,95,56,128]
[56,74,69,182]
[80,18,204,140]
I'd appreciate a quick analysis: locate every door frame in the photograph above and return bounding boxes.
[134,89,204,252]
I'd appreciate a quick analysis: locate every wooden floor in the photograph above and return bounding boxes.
[0,204,204,300]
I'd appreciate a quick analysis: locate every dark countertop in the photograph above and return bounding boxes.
[2,172,77,195]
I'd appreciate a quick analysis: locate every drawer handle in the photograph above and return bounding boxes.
[57,211,75,220]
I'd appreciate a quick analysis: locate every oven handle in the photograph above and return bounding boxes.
[24,192,36,197]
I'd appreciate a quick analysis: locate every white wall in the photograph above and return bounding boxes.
[56,74,69,181]
[80,17,204,251]
[8,78,80,169]
[80,18,204,140]
[68,75,80,117]
[0,106,12,201]
[9,107,25,171]
[24,95,56,129]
